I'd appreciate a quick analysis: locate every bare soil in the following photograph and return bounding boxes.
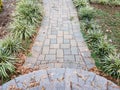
[91,2,120,13]
[0,0,17,39]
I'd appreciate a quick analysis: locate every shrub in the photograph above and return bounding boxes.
[102,54,120,79]
[78,6,96,21]
[10,20,36,40]
[0,48,16,78]
[1,36,23,55]
[15,0,43,26]
[73,0,88,8]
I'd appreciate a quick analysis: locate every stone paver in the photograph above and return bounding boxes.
[23,0,95,70]
[2,68,120,90]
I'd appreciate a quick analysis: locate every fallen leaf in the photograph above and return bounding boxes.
[57,77,64,82]
[76,73,82,78]
[41,86,45,90]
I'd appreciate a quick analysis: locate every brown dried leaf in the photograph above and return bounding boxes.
[41,86,45,90]
[57,77,64,82]
[76,73,82,78]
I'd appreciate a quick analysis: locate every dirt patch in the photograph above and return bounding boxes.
[0,0,17,39]
[91,3,120,13]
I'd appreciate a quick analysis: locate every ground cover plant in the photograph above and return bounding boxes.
[91,4,120,52]
[73,0,120,85]
[0,0,43,84]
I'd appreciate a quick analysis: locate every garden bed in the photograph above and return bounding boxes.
[90,0,120,5]
[0,0,43,85]
[73,0,120,85]
[91,3,120,52]
[0,0,17,39]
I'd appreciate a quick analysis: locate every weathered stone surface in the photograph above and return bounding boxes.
[2,79,17,90]
[57,49,63,58]
[45,55,56,61]
[64,55,75,61]
[2,69,119,90]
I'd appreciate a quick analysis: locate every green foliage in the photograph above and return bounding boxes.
[95,9,120,52]
[0,0,43,81]
[10,20,36,40]
[86,29,103,49]
[15,0,43,26]
[95,40,115,58]
[78,6,96,21]
[74,0,120,83]
[80,20,100,32]
[10,0,43,40]
[102,55,120,79]
[0,48,16,78]
[73,0,88,8]
[1,36,23,55]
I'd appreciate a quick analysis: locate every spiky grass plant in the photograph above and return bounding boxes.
[95,40,115,58]
[15,0,43,26]
[10,20,36,40]
[1,36,24,55]
[102,54,120,79]
[0,48,16,78]
[78,6,96,21]
[73,0,88,8]
[86,29,103,49]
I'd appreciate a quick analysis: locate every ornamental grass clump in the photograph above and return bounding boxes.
[102,54,120,79]
[15,0,43,26]
[85,29,103,49]
[78,6,96,21]
[10,20,36,40]
[0,0,43,81]
[0,48,16,78]
[94,40,115,58]
[1,36,23,55]
[73,0,88,8]
[74,0,120,84]
[80,20,100,33]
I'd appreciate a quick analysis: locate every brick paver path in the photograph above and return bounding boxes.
[2,0,120,89]
[2,68,120,90]
[24,0,94,70]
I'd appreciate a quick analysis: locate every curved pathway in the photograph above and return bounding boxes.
[2,68,119,90]
[24,0,94,70]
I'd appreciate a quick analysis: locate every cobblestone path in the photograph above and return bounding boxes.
[24,0,94,70]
